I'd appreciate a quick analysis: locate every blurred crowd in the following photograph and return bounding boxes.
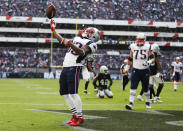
[0,0,182,22]
[0,47,182,81]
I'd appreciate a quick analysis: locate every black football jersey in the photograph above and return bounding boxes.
[150,52,159,76]
[96,73,111,89]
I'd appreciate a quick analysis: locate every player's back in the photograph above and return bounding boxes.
[130,43,151,70]
[63,37,96,67]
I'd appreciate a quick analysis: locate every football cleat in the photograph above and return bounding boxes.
[146,105,151,109]
[154,96,163,103]
[69,117,84,126]
[146,102,151,109]
[125,104,133,110]
[150,99,155,103]
[137,95,144,101]
[83,90,87,94]
[67,114,77,124]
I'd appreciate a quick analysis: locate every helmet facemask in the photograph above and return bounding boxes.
[136,33,146,46]
[136,38,145,46]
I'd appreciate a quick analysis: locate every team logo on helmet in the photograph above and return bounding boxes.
[82,27,100,42]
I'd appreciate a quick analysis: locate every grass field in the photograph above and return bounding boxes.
[0,79,183,131]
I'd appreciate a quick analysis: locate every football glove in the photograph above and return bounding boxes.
[50,19,56,31]
[143,60,153,66]
[124,65,130,72]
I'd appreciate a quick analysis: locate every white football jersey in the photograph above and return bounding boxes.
[63,37,97,67]
[171,61,183,73]
[130,43,151,69]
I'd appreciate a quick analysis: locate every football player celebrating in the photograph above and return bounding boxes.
[83,54,97,94]
[125,33,154,110]
[170,57,183,91]
[93,65,113,98]
[120,59,130,91]
[137,44,164,103]
[50,19,100,126]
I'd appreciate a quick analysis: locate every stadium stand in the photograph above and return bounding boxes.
[0,47,181,81]
[0,0,183,22]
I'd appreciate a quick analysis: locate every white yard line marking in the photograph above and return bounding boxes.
[121,109,174,116]
[25,109,107,119]
[147,110,174,116]
[0,103,64,105]
[26,85,52,89]
[36,92,59,95]
[165,121,183,126]
[10,79,53,90]
[1,103,183,106]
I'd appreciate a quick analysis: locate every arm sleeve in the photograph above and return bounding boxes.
[86,41,97,53]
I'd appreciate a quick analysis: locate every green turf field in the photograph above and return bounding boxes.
[0,79,183,131]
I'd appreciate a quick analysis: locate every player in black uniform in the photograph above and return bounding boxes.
[120,59,130,91]
[83,54,97,94]
[93,65,113,98]
[137,44,164,103]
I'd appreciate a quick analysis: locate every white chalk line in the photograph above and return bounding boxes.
[0,103,183,106]
[147,110,174,116]
[165,121,183,126]
[25,109,107,119]
[35,92,59,95]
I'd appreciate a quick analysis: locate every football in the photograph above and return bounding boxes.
[46,4,56,19]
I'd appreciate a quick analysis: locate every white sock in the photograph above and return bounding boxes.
[129,89,137,105]
[63,94,77,114]
[71,94,83,117]
[144,90,150,103]
[174,81,177,90]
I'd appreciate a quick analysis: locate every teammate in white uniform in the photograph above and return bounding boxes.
[137,44,164,103]
[170,57,183,91]
[124,33,155,110]
[50,19,100,126]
